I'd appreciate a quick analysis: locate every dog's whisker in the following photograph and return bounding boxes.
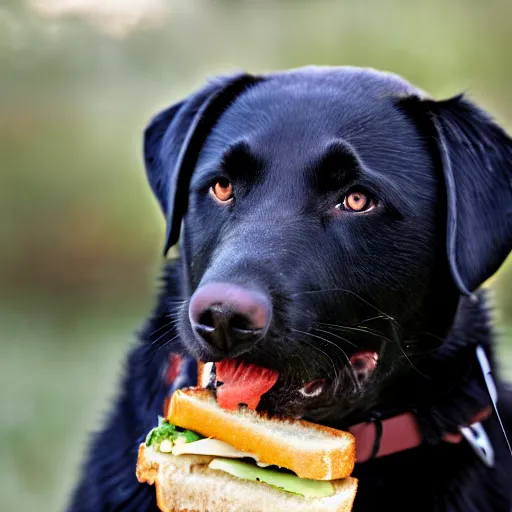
[147,318,180,338]
[292,328,359,390]
[148,320,179,348]
[294,350,310,382]
[386,322,431,378]
[356,315,389,325]
[317,322,393,345]
[290,288,401,330]
[311,327,363,390]
[418,331,448,345]
[291,332,340,384]
[316,319,424,378]
[151,333,181,360]
[312,327,357,348]
[293,329,351,364]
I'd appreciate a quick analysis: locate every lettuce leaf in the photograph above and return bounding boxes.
[145,420,203,448]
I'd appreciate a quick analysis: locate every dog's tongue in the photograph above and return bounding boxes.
[215,360,279,411]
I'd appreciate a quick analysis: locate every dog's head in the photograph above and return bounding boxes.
[144,67,512,423]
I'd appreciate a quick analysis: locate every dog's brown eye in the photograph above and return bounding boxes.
[210,179,234,204]
[337,190,376,213]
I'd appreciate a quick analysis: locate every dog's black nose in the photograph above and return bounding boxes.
[189,283,271,354]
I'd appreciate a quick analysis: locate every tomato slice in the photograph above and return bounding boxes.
[215,359,279,411]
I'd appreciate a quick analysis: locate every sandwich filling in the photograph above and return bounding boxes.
[145,418,336,498]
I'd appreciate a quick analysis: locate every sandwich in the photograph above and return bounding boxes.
[136,361,358,512]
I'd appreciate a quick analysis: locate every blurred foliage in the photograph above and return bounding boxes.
[0,1,511,511]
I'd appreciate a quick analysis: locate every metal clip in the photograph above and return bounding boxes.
[458,345,498,467]
[460,421,495,467]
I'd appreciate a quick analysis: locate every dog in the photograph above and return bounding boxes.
[67,66,512,512]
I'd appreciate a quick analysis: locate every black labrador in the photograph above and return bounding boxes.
[68,66,512,512]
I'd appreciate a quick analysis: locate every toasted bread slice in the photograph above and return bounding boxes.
[167,388,355,480]
[137,444,358,512]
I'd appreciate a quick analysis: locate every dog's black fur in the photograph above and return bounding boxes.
[68,67,512,512]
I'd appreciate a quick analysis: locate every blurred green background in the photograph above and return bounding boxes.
[1,1,512,511]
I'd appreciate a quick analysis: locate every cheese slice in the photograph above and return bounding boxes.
[171,438,272,467]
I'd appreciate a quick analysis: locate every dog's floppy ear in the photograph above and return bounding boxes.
[144,73,261,254]
[401,94,512,295]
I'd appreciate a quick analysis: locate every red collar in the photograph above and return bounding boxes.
[348,407,492,463]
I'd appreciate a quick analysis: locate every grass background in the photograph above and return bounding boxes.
[1,1,511,511]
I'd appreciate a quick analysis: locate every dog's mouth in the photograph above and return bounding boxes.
[200,351,379,419]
